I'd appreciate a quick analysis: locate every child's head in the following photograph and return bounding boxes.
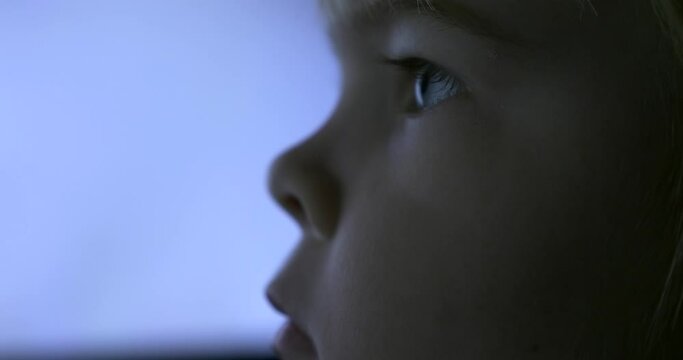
[266,0,683,358]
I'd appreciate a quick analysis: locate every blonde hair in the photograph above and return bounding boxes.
[318,0,683,357]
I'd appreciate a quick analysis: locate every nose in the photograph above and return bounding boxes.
[267,131,342,241]
[264,129,343,329]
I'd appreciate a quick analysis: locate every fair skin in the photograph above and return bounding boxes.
[266,0,677,358]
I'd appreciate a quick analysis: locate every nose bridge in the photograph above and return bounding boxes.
[267,123,342,241]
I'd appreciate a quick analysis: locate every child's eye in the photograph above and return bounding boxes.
[385,57,464,112]
[413,61,463,110]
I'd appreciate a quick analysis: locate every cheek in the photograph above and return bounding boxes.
[320,166,599,359]
[317,91,639,357]
[319,189,475,359]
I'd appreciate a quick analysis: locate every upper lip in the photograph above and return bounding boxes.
[267,291,317,358]
[266,290,313,339]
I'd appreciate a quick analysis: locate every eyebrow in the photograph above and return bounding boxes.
[360,0,528,47]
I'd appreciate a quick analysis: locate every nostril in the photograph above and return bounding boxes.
[281,195,305,224]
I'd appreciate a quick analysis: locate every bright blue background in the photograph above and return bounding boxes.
[0,0,338,354]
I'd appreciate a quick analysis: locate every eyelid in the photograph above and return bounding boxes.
[381,56,431,73]
[380,56,466,89]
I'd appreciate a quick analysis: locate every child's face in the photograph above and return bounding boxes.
[267,0,672,358]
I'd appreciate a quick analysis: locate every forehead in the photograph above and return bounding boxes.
[320,0,610,50]
[320,0,439,25]
[319,0,595,25]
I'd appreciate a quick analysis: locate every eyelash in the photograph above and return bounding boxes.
[383,57,464,112]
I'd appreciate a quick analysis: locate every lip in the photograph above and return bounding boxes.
[273,320,317,359]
